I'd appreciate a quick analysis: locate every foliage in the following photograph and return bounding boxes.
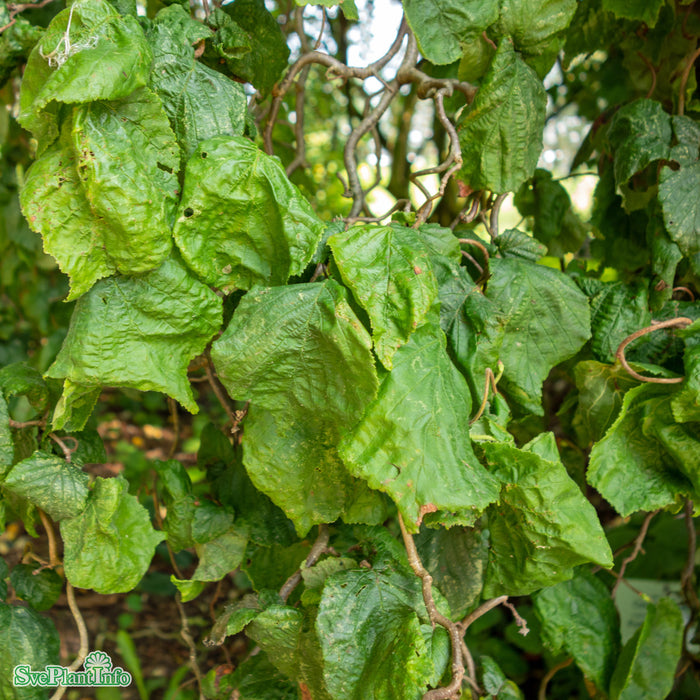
[1,0,700,698]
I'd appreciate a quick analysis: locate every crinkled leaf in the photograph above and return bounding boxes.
[70,88,179,273]
[659,116,700,276]
[245,606,304,679]
[572,361,640,445]
[51,380,101,432]
[155,459,196,551]
[60,476,164,594]
[205,8,251,63]
[3,450,89,521]
[480,656,524,699]
[192,527,249,582]
[149,6,247,160]
[608,99,672,186]
[174,136,324,291]
[673,320,700,422]
[18,0,152,151]
[171,577,205,603]
[495,228,547,262]
[513,169,587,254]
[601,0,665,28]
[588,281,651,363]
[243,541,311,592]
[491,0,577,77]
[340,323,501,533]
[431,254,505,406]
[0,362,48,413]
[0,395,13,476]
[316,560,449,700]
[10,563,63,612]
[486,257,591,413]
[203,653,297,700]
[588,383,692,516]
[0,17,44,88]
[0,603,60,700]
[609,598,683,700]
[46,256,222,414]
[457,39,546,194]
[217,0,290,97]
[415,525,489,618]
[201,423,297,547]
[328,223,439,369]
[402,0,498,65]
[534,569,620,691]
[211,281,381,535]
[481,439,613,596]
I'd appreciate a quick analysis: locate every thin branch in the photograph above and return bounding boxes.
[413,89,464,225]
[679,45,700,117]
[458,596,508,635]
[470,367,499,425]
[636,51,657,100]
[612,510,659,596]
[450,196,480,229]
[286,64,311,176]
[489,193,508,240]
[8,418,45,428]
[176,593,205,700]
[204,355,238,427]
[460,640,482,695]
[49,584,89,700]
[167,397,180,459]
[39,510,60,568]
[0,0,57,34]
[673,286,696,301]
[49,433,74,462]
[280,524,330,602]
[615,318,693,384]
[397,515,464,700]
[538,657,573,700]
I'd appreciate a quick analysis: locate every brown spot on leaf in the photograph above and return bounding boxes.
[414,265,423,274]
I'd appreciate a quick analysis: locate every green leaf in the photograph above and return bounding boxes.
[0,603,60,700]
[601,0,665,28]
[486,258,591,413]
[340,323,501,533]
[607,99,672,186]
[60,476,164,594]
[495,228,547,262]
[203,653,297,700]
[609,598,683,700]
[457,39,546,194]
[10,563,63,612]
[415,525,489,618]
[171,577,205,603]
[245,605,305,679]
[513,169,587,254]
[588,383,692,516]
[534,569,621,691]
[21,125,118,299]
[572,361,640,445]
[192,527,248,582]
[174,136,324,292]
[659,116,700,275]
[244,541,311,592]
[155,459,195,551]
[328,223,440,369]
[481,439,613,596]
[0,363,49,413]
[18,0,152,151]
[316,560,449,700]
[149,5,247,160]
[0,395,13,477]
[46,256,222,415]
[70,87,179,270]
[588,281,651,363]
[0,558,7,600]
[3,450,89,521]
[211,281,382,535]
[673,321,700,422]
[491,0,577,77]
[217,0,290,97]
[0,17,44,88]
[201,424,297,547]
[402,0,498,65]
[480,656,524,699]
[51,380,101,433]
